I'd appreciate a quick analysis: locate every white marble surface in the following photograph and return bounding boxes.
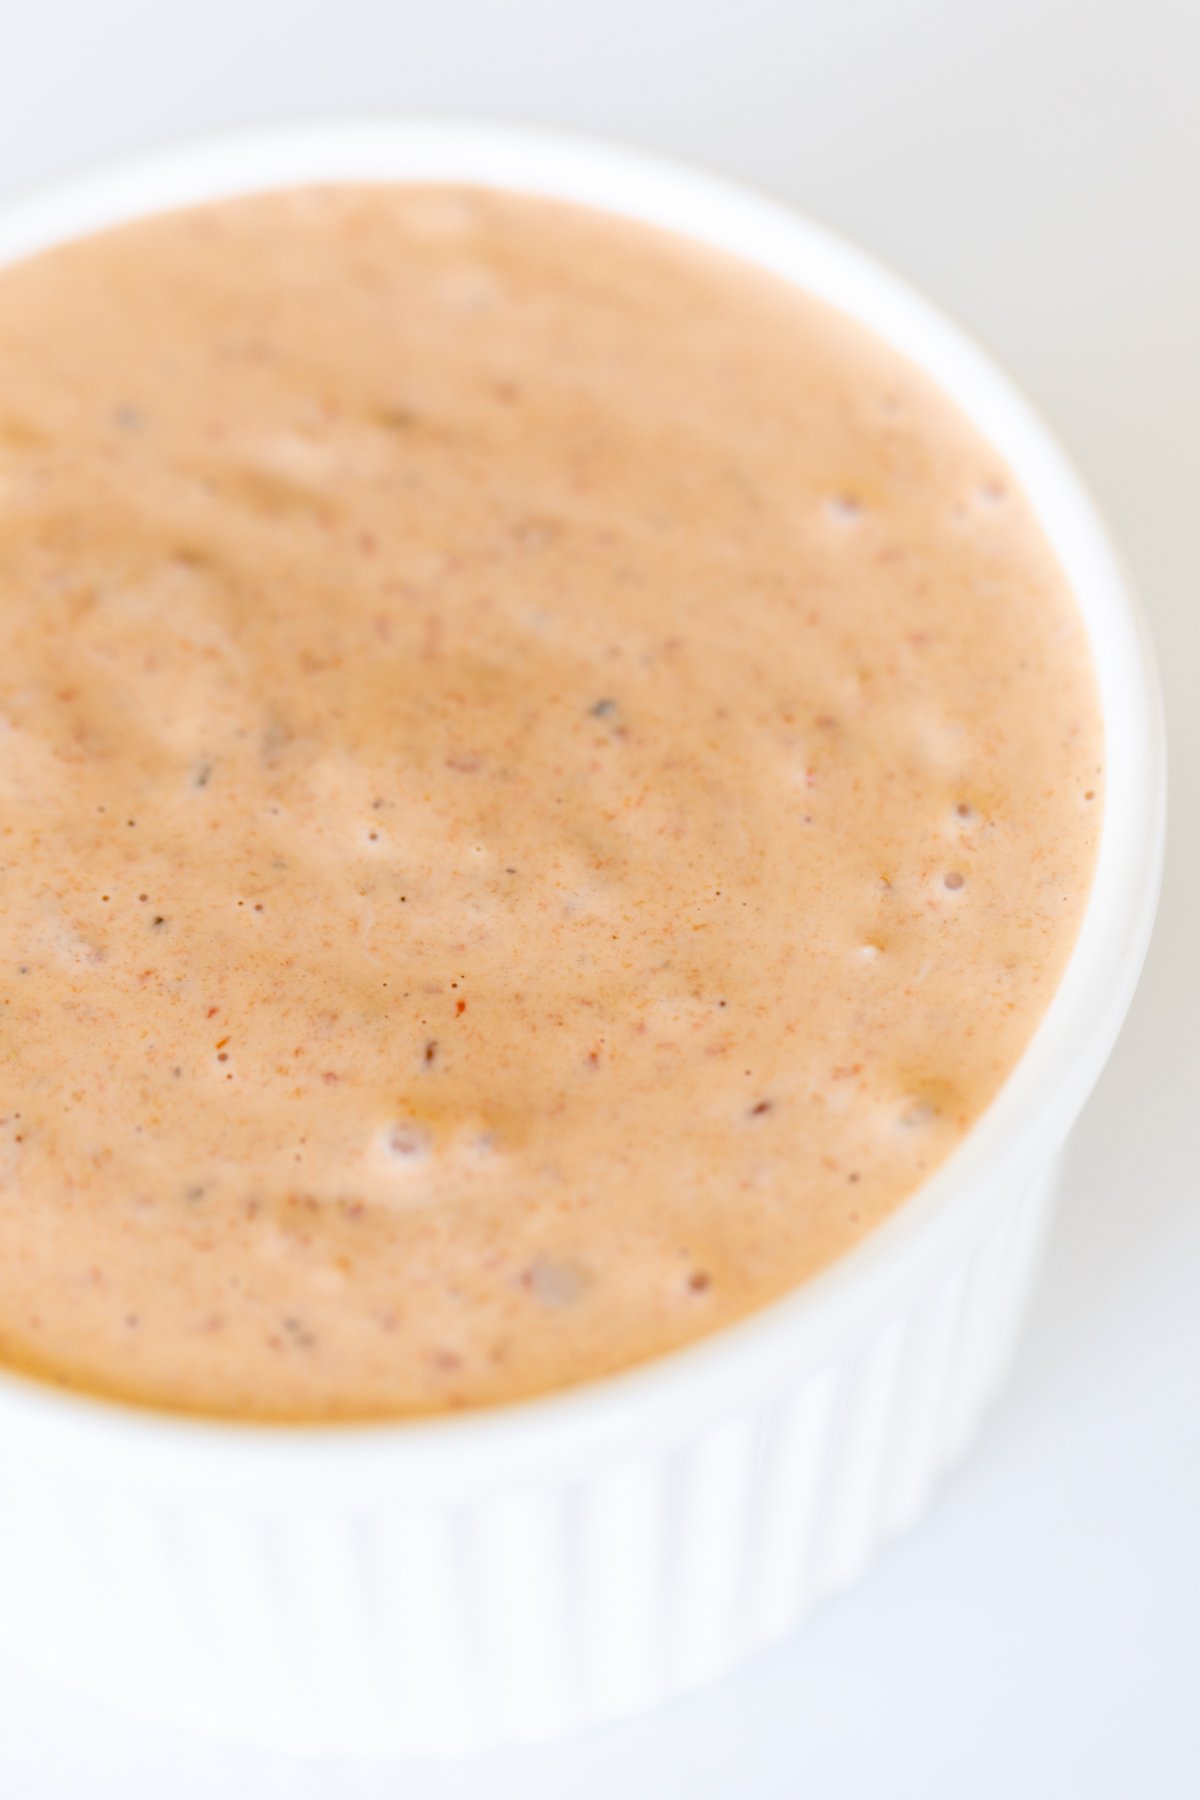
[0,1,1196,1792]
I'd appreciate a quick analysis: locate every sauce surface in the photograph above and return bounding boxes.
[0,187,1101,1419]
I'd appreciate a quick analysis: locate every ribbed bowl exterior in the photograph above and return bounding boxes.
[0,1160,1057,1753]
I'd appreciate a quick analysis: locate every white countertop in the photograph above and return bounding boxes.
[1,2,1196,1792]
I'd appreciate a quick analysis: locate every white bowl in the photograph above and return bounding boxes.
[0,118,1165,1754]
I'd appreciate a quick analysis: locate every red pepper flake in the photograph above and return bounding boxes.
[456,999,467,1016]
[207,1006,219,1018]
[424,1039,438,1066]
[215,1036,230,1050]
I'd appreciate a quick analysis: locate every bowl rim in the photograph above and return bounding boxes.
[0,114,1167,1491]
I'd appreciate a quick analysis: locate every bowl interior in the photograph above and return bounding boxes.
[0,119,1166,1480]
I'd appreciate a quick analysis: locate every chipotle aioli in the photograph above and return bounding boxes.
[0,187,1101,1418]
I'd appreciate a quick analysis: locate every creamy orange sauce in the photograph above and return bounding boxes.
[0,186,1101,1419]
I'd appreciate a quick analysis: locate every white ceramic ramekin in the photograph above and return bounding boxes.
[0,119,1165,1755]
